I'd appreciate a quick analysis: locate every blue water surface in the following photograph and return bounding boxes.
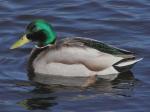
[0,0,150,112]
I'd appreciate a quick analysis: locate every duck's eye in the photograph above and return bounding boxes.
[26,33,32,40]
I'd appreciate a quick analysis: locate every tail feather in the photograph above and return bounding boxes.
[113,58,143,72]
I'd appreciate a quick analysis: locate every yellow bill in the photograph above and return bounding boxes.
[10,35,30,49]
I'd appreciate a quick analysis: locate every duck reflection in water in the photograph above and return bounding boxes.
[18,71,139,110]
[18,87,57,110]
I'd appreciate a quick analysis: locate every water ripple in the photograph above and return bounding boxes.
[0,0,150,112]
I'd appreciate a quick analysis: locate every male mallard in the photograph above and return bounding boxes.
[11,20,142,86]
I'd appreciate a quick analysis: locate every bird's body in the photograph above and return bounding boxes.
[28,37,141,80]
[11,20,142,86]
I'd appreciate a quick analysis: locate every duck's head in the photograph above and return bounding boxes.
[11,19,56,49]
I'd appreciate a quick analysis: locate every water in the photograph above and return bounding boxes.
[0,0,150,111]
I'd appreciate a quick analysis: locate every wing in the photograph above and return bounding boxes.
[57,37,134,56]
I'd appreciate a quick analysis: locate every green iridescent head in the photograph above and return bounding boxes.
[11,19,56,49]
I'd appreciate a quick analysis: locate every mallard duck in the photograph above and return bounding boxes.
[11,19,142,87]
